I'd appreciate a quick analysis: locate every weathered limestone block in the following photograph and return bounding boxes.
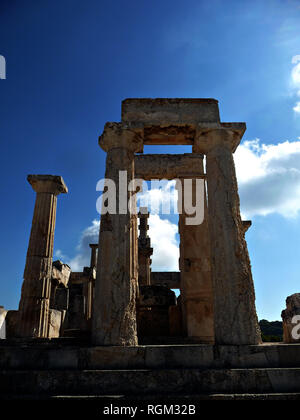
[169,303,183,336]
[178,156,214,344]
[194,122,246,153]
[282,294,300,343]
[89,244,98,268]
[50,261,71,309]
[122,98,220,124]
[62,279,88,333]
[202,128,261,345]
[53,287,69,311]
[92,123,142,346]
[0,306,7,339]
[151,272,181,289]
[17,175,68,338]
[138,208,153,286]
[135,154,205,180]
[52,260,71,287]
[138,285,176,307]
[48,309,63,338]
[82,266,96,321]
[67,270,94,325]
[138,247,152,286]
[5,310,19,339]
[137,286,176,338]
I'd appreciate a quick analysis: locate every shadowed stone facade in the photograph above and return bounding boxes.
[93,98,261,346]
[5,98,262,347]
[3,98,300,401]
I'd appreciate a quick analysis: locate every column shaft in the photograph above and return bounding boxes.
[138,209,153,286]
[89,244,98,268]
[93,147,138,345]
[179,164,214,343]
[18,175,67,338]
[206,138,261,345]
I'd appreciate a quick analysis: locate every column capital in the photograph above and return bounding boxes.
[193,123,246,153]
[242,220,252,233]
[99,122,144,153]
[27,175,68,195]
[89,243,98,250]
[138,207,150,218]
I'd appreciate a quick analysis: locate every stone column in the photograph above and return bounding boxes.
[138,208,153,286]
[92,123,143,346]
[89,244,98,268]
[178,156,214,344]
[18,175,68,338]
[199,128,261,345]
[0,306,7,339]
[87,244,98,321]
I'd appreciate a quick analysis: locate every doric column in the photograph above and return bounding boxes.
[197,128,261,345]
[18,175,68,338]
[138,208,153,286]
[178,156,214,343]
[89,244,98,268]
[92,123,143,346]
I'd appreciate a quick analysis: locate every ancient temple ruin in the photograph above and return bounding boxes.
[1,99,300,400]
[93,98,261,347]
[3,98,261,345]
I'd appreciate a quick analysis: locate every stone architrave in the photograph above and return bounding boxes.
[196,128,261,345]
[178,155,214,344]
[92,123,142,346]
[18,175,68,338]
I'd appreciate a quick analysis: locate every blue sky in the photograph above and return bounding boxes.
[1,0,300,321]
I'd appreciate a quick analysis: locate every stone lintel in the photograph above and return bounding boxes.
[122,98,220,124]
[151,272,181,289]
[143,123,196,145]
[27,175,68,195]
[99,121,245,149]
[135,154,205,180]
[99,122,143,153]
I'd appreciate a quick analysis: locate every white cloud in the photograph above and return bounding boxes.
[137,181,179,271]
[292,62,300,89]
[148,214,179,271]
[291,56,300,111]
[57,138,300,274]
[292,55,300,64]
[235,139,300,218]
[293,102,300,113]
[138,180,178,214]
[55,219,99,271]
[56,213,180,273]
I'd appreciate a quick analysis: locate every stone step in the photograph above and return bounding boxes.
[0,368,300,396]
[1,343,300,370]
[52,393,300,400]
[1,393,300,401]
